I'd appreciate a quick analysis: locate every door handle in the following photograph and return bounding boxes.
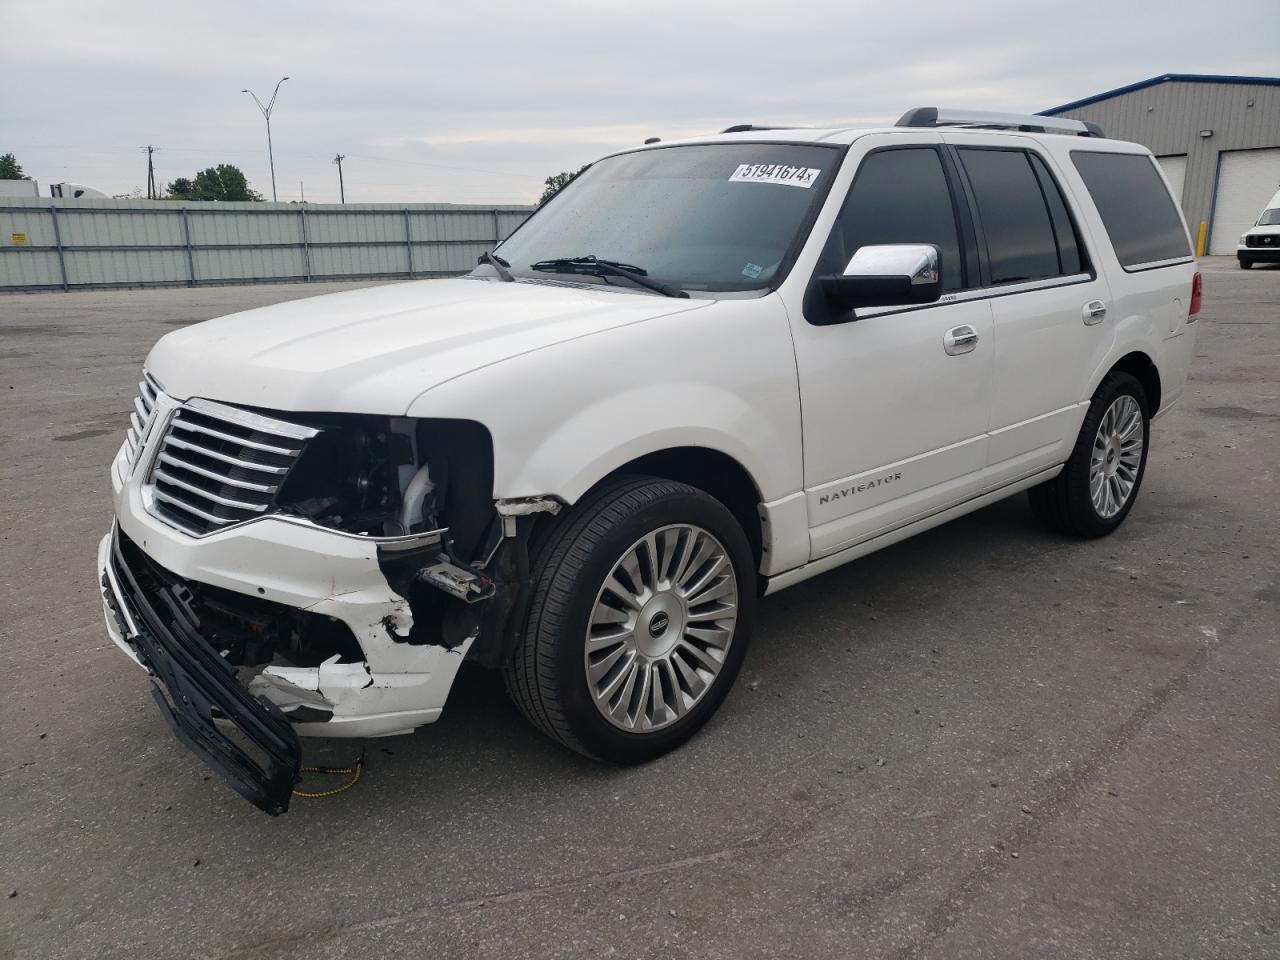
[943,324,979,356]
[1083,300,1108,325]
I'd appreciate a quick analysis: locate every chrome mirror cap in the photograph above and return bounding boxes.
[843,244,939,285]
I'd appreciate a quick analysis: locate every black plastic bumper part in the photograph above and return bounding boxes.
[105,528,301,815]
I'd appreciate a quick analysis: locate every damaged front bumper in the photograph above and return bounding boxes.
[100,473,500,813]
[101,527,300,814]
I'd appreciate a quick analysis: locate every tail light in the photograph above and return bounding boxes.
[1189,271,1202,318]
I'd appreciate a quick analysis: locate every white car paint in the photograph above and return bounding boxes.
[101,122,1198,741]
[148,278,710,413]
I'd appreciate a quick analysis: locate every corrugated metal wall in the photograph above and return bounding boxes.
[1043,79,1280,251]
[0,199,532,291]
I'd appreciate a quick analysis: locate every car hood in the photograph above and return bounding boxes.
[147,278,710,414]
[1245,224,1280,238]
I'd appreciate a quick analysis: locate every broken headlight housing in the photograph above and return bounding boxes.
[275,415,493,550]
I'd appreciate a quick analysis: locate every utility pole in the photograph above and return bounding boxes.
[241,76,289,202]
[333,153,345,203]
[143,145,159,199]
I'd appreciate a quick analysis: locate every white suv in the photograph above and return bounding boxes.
[99,108,1200,813]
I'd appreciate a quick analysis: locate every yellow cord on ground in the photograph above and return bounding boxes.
[292,750,364,799]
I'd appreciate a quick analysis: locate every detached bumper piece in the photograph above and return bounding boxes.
[103,527,301,815]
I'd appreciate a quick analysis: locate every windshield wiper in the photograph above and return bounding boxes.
[477,251,514,282]
[528,256,688,298]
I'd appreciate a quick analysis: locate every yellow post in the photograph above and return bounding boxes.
[1196,220,1208,257]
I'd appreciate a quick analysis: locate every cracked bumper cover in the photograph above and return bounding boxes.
[98,503,485,812]
[101,452,488,746]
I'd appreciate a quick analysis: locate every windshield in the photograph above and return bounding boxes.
[489,143,839,293]
[1258,208,1280,226]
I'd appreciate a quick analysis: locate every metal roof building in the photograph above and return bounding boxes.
[1041,74,1280,255]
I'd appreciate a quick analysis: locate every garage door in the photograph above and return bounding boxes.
[1209,148,1280,255]
[1157,155,1187,211]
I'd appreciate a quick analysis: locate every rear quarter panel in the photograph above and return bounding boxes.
[1039,137,1198,412]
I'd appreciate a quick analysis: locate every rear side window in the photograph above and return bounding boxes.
[1028,153,1085,276]
[1071,151,1191,269]
[958,148,1061,285]
[826,147,964,291]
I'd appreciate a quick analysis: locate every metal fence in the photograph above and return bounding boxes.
[0,198,533,292]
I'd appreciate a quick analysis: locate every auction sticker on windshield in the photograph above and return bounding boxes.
[729,163,821,188]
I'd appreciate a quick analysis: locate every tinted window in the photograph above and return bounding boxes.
[492,143,838,292]
[1071,151,1191,268]
[826,148,964,291]
[1029,153,1085,276]
[959,148,1060,284]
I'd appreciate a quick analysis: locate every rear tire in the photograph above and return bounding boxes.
[504,475,755,763]
[1029,371,1150,538]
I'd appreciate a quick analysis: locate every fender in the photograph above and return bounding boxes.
[484,387,779,505]
[406,295,805,506]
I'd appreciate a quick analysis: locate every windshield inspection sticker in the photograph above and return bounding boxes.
[741,262,764,279]
[729,163,821,188]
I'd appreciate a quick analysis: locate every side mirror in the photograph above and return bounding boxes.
[819,244,942,312]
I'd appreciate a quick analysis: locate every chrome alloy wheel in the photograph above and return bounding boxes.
[1089,394,1144,519]
[584,524,739,732]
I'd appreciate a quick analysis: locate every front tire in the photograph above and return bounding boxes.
[1029,371,1150,537]
[1239,258,1253,270]
[504,476,755,763]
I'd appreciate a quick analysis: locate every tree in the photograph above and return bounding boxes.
[164,164,263,201]
[165,177,196,199]
[538,165,589,205]
[0,153,29,180]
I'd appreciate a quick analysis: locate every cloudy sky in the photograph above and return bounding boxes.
[3,0,1276,205]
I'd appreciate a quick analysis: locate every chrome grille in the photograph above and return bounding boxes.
[147,397,318,536]
[122,372,162,468]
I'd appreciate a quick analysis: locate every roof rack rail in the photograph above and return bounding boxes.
[720,124,798,134]
[895,107,1105,138]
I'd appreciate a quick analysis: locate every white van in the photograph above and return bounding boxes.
[1238,187,1280,268]
[98,108,1201,813]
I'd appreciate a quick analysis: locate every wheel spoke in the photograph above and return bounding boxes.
[591,602,630,626]
[687,572,735,607]
[597,650,639,705]
[641,532,663,591]
[676,537,716,592]
[588,641,631,683]
[603,571,643,611]
[677,638,725,672]
[687,598,736,623]
[609,658,642,721]
[671,652,705,702]
[618,549,647,598]
[660,662,688,718]
[680,554,729,601]
[667,528,696,589]
[632,660,653,727]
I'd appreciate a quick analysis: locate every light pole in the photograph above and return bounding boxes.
[242,77,289,202]
[333,153,345,203]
